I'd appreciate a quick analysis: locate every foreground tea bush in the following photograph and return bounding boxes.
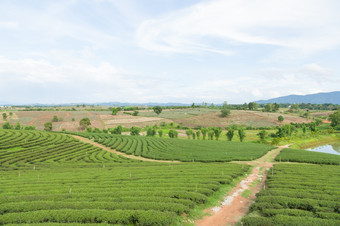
[0,163,249,225]
[71,132,274,162]
[242,164,340,225]
[275,148,340,165]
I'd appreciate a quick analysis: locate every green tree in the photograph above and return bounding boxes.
[201,128,208,140]
[112,107,118,115]
[213,127,222,140]
[111,125,123,134]
[221,108,230,117]
[191,103,196,108]
[130,126,141,136]
[185,129,193,139]
[158,130,163,137]
[278,115,284,124]
[52,115,59,122]
[257,130,267,141]
[146,127,156,136]
[272,103,280,112]
[264,104,272,112]
[302,124,307,134]
[242,103,248,110]
[248,102,258,110]
[72,118,75,122]
[2,113,7,120]
[196,130,201,140]
[226,129,234,141]
[329,110,340,127]
[2,122,12,129]
[132,110,139,116]
[9,112,13,116]
[79,117,91,129]
[168,129,177,138]
[44,122,52,131]
[153,106,162,115]
[291,104,300,111]
[238,128,246,142]
[15,122,21,130]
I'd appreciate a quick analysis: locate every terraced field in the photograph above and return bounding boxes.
[0,130,133,168]
[70,132,274,162]
[0,129,250,225]
[242,164,340,225]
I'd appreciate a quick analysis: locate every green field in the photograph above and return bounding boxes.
[0,129,250,225]
[242,164,340,225]
[71,132,274,162]
[275,148,340,165]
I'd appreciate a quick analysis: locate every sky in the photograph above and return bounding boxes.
[1,0,340,105]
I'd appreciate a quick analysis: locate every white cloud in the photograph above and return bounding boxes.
[137,0,340,55]
[0,21,18,29]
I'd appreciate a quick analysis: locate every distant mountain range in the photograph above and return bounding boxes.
[256,91,340,105]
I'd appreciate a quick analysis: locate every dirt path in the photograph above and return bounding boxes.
[195,145,289,226]
[71,135,181,163]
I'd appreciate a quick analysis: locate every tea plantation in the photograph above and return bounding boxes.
[0,129,250,225]
[242,164,340,225]
[275,148,340,165]
[70,132,274,162]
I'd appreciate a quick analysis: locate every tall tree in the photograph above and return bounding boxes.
[213,127,222,140]
[278,115,284,124]
[112,107,118,115]
[153,106,162,115]
[130,126,141,136]
[2,113,7,120]
[226,129,234,141]
[201,128,208,140]
[238,128,246,142]
[44,122,52,131]
[79,117,91,129]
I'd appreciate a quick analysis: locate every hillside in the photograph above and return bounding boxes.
[256,91,340,104]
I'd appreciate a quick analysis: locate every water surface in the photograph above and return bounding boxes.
[306,142,340,155]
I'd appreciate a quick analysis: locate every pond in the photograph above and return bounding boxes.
[306,142,340,155]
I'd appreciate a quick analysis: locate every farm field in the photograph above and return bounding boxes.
[171,110,311,128]
[0,129,251,225]
[1,108,312,132]
[242,164,340,225]
[70,132,274,162]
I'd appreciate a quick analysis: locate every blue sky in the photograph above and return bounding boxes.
[1,0,340,104]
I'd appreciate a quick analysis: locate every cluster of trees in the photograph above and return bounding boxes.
[2,122,35,130]
[184,127,246,142]
[329,109,340,128]
[263,103,280,112]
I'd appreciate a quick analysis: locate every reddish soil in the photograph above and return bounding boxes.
[195,145,288,226]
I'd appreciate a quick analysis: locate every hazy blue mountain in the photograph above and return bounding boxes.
[256,91,340,104]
